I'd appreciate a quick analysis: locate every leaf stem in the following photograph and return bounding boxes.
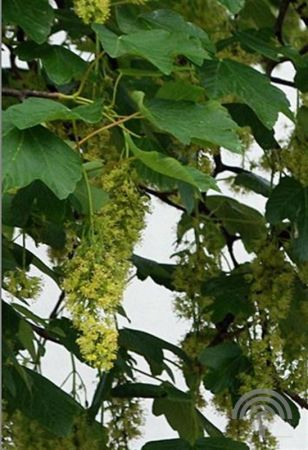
[82,167,95,237]
[78,112,142,146]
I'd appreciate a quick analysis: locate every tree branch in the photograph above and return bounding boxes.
[285,390,308,410]
[31,324,60,344]
[50,290,65,319]
[274,0,292,44]
[140,185,185,212]
[2,87,62,100]
[270,76,295,88]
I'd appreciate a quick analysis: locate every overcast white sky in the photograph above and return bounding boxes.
[3,37,307,449]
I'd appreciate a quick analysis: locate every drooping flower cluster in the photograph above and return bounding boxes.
[3,269,42,301]
[63,162,148,371]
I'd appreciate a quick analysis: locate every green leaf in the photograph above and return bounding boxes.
[156,81,205,102]
[292,188,308,262]
[217,0,245,14]
[278,393,300,428]
[239,0,275,28]
[234,172,272,197]
[93,25,208,75]
[5,98,103,129]
[202,270,253,322]
[135,9,215,54]
[3,0,54,44]
[2,245,17,273]
[199,342,242,370]
[265,177,308,261]
[119,328,187,377]
[112,383,167,399]
[5,366,81,436]
[199,342,249,394]
[206,196,266,251]
[235,30,282,61]
[3,125,82,199]
[196,437,249,450]
[153,387,203,444]
[83,160,104,178]
[295,65,308,93]
[142,439,192,450]
[196,410,224,438]
[126,133,219,192]
[296,106,308,141]
[72,176,109,215]
[12,303,47,327]
[132,254,177,291]
[225,103,278,149]
[16,43,87,85]
[133,92,242,153]
[200,59,292,129]
[4,180,69,228]
[134,160,178,192]
[18,320,36,360]
[54,9,91,39]
[265,177,303,224]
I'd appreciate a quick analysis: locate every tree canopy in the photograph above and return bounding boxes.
[2,0,308,449]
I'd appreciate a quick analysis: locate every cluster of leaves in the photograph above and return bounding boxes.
[2,0,308,449]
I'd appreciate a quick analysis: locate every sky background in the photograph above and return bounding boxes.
[3,34,307,449]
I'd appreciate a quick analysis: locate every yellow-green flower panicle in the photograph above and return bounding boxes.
[73,0,111,24]
[3,269,42,301]
[63,161,148,371]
